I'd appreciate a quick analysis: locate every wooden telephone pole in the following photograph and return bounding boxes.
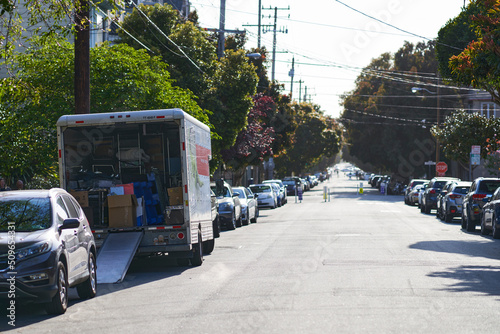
[74,0,90,114]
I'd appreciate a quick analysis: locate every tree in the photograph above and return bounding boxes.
[204,49,258,162]
[118,4,259,168]
[274,104,341,176]
[432,110,500,170]
[447,0,500,104]
[436,3,479,81]
[0,38,207,183]
[220,94,275,183]
[340,41,463,178]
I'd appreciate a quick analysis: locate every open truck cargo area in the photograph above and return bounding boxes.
[57,109,214,281]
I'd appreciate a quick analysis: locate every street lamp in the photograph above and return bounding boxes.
[411,85,441,170]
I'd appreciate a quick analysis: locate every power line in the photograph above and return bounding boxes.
[129,1,204,73]
[334,0,463,51]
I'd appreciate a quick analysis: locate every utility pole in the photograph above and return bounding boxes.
[258,0,262,48]
[263,6,289,82]
[298,79,303,103]
[289,57,295,97]
[74,0,90,114]
[304,86,308,103]
[217,0,226,59]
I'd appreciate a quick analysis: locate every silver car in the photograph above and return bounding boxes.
[232,187,258,225]
[249,184,278,209]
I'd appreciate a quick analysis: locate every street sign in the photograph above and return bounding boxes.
[424,161,436,166]
[471,145,481,154]
[436,161,448,174]
[471,153,481,166]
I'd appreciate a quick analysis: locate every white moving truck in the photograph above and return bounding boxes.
[57,109,213,282]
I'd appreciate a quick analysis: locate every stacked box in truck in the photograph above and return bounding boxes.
[56,109,214,279]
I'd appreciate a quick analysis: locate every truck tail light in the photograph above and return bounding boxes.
[177,232,185,239]
[430,189,436,195]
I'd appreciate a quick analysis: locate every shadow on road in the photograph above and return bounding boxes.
[410,240,500,296]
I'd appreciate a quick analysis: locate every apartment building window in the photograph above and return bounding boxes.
[481,102,496,118]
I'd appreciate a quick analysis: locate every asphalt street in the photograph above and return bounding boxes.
[4,175,500,333]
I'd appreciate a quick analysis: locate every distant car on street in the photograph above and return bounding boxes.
[232,187,258,225]
[249,184,278,209]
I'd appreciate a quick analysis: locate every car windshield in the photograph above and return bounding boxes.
[282,181,295,186]
[232,189,245,199]
[0,198,52,232]
[453,187,470,194]
[433,181,451,188]
[250,186,271,193]
[211,186,231,197]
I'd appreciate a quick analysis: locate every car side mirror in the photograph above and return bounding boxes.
[59,218,80,233]
[254,194,258,199]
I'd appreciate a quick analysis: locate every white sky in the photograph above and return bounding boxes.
[189,0,467,118]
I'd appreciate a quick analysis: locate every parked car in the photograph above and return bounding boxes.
[481,186,500,237]
[211,180,242,230]
[462,177,500,232]
[404,179,428,204]
[438,181,470,222]
[421,177,460,214]
[408,183,426,206]
[210,189,220,238]
[232,187,258,225]
[0,189,97,314]
[249,184,278,209]
[436,180,460,219]
[418,183,429,208]
[263,179,287,205]
[282,177,303,197]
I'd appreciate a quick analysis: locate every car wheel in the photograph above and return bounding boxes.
[236,214,242,227]
[251,213,257,224]
[461,211,467,229]
[227,212,236,230]
[191,230,204,266]
[444,210,452,223]
[480,214,489,235]
[493,215,500,239]
[420,203,424,213]
[424,204,430,214]
[76,253,97,299]
[203,238,215,254]
[45,262,68,314]
[466,212,476,232]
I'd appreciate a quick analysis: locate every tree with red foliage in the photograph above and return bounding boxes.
[221,94,275,179]
[449,0,500,104]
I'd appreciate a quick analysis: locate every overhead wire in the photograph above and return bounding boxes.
[129,1,204,73]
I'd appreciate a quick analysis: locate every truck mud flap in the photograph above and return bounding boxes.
[96,231,143,284]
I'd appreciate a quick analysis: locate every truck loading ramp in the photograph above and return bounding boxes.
[96,231,143,284]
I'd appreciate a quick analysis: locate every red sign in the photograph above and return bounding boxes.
[436,162,448,174]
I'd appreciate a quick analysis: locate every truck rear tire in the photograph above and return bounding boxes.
[191,231,203,266]
[203,238,215,254]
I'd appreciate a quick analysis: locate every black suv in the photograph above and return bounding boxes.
[421,177,460,214]
[462,177,500,231]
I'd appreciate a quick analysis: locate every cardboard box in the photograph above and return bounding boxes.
[168,187,183,206]
[107,194,138,228]
[70,191,89,208]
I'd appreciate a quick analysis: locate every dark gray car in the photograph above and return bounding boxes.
[0,189,97,314]
[462,177,500,231]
